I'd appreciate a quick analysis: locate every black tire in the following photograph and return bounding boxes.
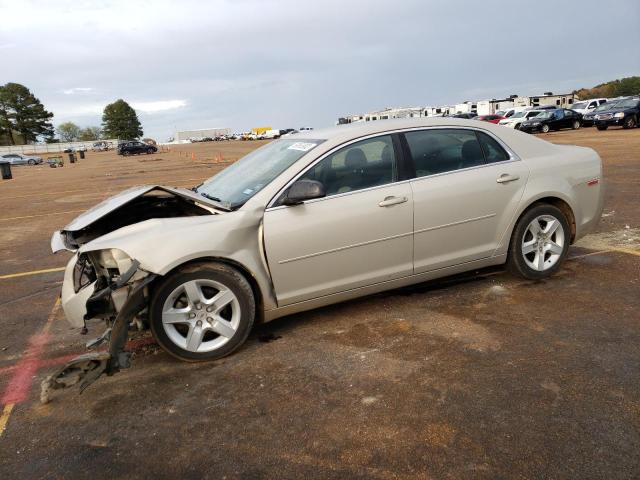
[150,262,255,362]
[507,204,571,280]
[28,159,35,165]
[596,125,608,131]
[623,116,637,129]
[515,123,521,130]
[572,120,580,130]
[122,150,130,156]
[147,148,154,154]
[541,124,550,133]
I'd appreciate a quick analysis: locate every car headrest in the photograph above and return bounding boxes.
[461,140,483,163]
[345,148,367,169]
[381,144,393,164]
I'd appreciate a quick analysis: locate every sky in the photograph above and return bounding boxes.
[1,0,639,141]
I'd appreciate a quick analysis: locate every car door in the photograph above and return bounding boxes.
[263,134,414,306]
[404,128,530,274]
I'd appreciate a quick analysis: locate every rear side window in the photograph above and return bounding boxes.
[476,131,510,163]
[404,129,484,177]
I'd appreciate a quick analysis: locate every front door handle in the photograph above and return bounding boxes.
[496,173,520,184]
[378,196,408,207]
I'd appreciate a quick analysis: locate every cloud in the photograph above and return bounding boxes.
[62,87,95,95]
[131,100,187,113]
[2,0,638,140]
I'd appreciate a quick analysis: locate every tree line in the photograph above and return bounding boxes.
[573,76,640,100]
[0,82,144,145]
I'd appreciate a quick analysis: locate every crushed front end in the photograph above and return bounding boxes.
[42,247,156,403]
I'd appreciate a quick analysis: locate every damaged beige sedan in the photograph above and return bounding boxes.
[45,118,604,396]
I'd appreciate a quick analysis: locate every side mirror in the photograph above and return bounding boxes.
[282,179,326,206]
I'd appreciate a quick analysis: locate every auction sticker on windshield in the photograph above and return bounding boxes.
[287,142,317,152]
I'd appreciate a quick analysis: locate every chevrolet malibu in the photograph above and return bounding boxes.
[46,118,604,394]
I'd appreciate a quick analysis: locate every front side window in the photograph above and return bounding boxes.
[299,135,396,196]
[404,129,485,177]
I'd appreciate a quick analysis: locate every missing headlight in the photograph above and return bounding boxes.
[73,254,97,293]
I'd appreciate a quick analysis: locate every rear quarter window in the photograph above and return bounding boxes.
[476,131,510,163]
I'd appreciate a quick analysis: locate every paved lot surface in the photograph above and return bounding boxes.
[0,130,638,479]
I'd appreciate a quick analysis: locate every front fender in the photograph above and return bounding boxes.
[78,209,277,310]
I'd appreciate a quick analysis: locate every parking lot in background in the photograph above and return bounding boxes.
[0,130,638,479]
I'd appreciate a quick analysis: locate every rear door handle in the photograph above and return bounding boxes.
[496,174,520,184]
[378,196,408,207]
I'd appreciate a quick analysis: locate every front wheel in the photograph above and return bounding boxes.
[150,262,255,362]
[147,148,154,154]
[623,116,637,129]
[28,159,35,165]
[572,120,580,130]
[507,204,570,280]
[541,124,550,133]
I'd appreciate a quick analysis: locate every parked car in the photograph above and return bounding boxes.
[496,107,528,118]
[570,98,608,115]
[451,113,477,119]
[475,114,506,124]
[582,102,617,127]
[498,110,544,129]
[519,109,582,133]
[593,97,640,130]
[92,142,110,152]
[117,141,158,155]
[48,117,604,393]
[0,153,43,165]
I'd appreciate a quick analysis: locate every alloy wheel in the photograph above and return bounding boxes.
[521,215,565,272]
[161,279,240,353]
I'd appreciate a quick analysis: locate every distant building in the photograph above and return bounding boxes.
[336,91,578,124]
[175,127,230,142]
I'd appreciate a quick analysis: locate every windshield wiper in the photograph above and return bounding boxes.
[200,192,222,202]
[198,192,232,211]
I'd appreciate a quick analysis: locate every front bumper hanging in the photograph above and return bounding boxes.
[41,273,156,403]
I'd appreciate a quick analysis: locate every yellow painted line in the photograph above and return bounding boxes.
[0,403,15,438]
[0,267,65,280]
[0,210,84,221]
[42,297,62,335]
[0,299,60,437]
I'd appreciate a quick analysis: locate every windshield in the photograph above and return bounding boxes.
[195,139,324,209]
[615,98,640,109]
[594,102,614,112]
[535,111,555,119]
[571,101,588,110]
[511,112,526,118]
[527,111,543,118]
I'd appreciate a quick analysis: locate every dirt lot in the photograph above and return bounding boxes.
[0,129,639,479]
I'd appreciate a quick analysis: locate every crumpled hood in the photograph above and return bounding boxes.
[52,185,226,253]
[62,185,222,232]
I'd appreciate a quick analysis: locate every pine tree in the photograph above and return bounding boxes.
[101,99,143,139]
[0,83,54,145]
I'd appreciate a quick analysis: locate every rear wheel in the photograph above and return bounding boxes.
[596,125,608,131]
[147,148,154,154]
[541,124,550,133]
[572,120,580,129]
[623,116,637,129]
[28,159,35,165]
[150,262,255,362]
[507,204,570,280]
